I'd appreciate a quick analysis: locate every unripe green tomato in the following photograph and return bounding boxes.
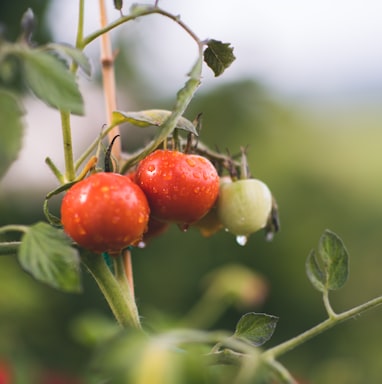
[217,179,272,237]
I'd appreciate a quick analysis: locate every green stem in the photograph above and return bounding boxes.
[262,295,382,361]
[0,241,20,255]
[76,0,85,50]
[113,254,140,326]
[81,6,201,49]
[81,252,141,329]
[60,110,76,182]
[0,225,28,234]
[56,0,86,183]
[266,359,298,384]
[323,289,337,318]
[45,157,65,184]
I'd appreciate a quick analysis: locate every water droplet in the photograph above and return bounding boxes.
[147,164,156,174]
[186,158,196,167]
[137,241,146,248]
[236,235,248,246]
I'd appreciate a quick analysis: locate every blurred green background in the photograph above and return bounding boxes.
[1,1,382,383]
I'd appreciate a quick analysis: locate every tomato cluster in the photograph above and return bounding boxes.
[60,148,277,254]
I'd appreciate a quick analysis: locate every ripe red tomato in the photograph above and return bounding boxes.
[135,150,219,226]
[61,172,150,254]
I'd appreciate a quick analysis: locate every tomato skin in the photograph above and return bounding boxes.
[193,176,232,237]
[61,172,150,253]
[135,150,219,225]
[217,179,272,236]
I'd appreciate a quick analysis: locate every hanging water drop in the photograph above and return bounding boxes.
[137,241,146,248]
[177,223,189,232]
[236,235,248,246]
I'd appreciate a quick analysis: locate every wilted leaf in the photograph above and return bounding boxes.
[0,90,24,180]
[204,39,235,77]
[45,43,92,77]
[18,222,81,292]
[21,50,84,115]
[306,249,326,292]
[234,312,278,347]
[112,109,198,135]
[318,229,349,290]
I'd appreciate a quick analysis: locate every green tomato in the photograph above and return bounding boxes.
[217,179,272,238]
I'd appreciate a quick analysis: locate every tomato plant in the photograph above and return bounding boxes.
[61,172,150,254]
[1,2,382,384]
[135,149,220,227]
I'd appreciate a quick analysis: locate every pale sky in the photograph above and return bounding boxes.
[48,0,382,98]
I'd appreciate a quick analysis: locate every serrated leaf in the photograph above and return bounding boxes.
[306,249,326,292]
[21,50,84,115]
[318,229,349,290]
[112,109,198,135]
[204,39,235,77]
[0,90,24,180]
[234,312,278,347]
[44,43,92,77]
[18,222,81,293]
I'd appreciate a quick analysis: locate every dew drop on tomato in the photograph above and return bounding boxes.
[236,235,248,246]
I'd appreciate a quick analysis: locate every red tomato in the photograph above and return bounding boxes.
[61,172,150,254]
[135,150,219,226]
[0,360,12,384]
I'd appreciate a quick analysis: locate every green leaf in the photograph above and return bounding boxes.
[113,0,123,11]
[306,249,326,292]
[318,229,349,290]
[112,109,198,135]
[44,43,92,77]
[21,50,84,115]
[0,90,24,180]
[234,312,278,347]
[18,222,82,293]
[203,39,235,77]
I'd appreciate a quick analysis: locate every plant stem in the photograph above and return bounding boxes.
[82,6,201,48]
[45,157,65,184]
[323,289,337,318]
[0,225,29,234]
[262,295,382,361]
[122,249,135,298]
[114,251,139,321]
[81,252,141,329]
[60,110,76,182]
[76,0,85,50]
[99,0,121,161]
[0,241,20,255]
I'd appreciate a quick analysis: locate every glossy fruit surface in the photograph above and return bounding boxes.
[217,179,272,236]
[135,150,219,225]
[193,176,232,237]
[61,172,150,253]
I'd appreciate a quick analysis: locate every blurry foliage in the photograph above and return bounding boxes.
[0,1,52,93]
[0,1,51,43]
